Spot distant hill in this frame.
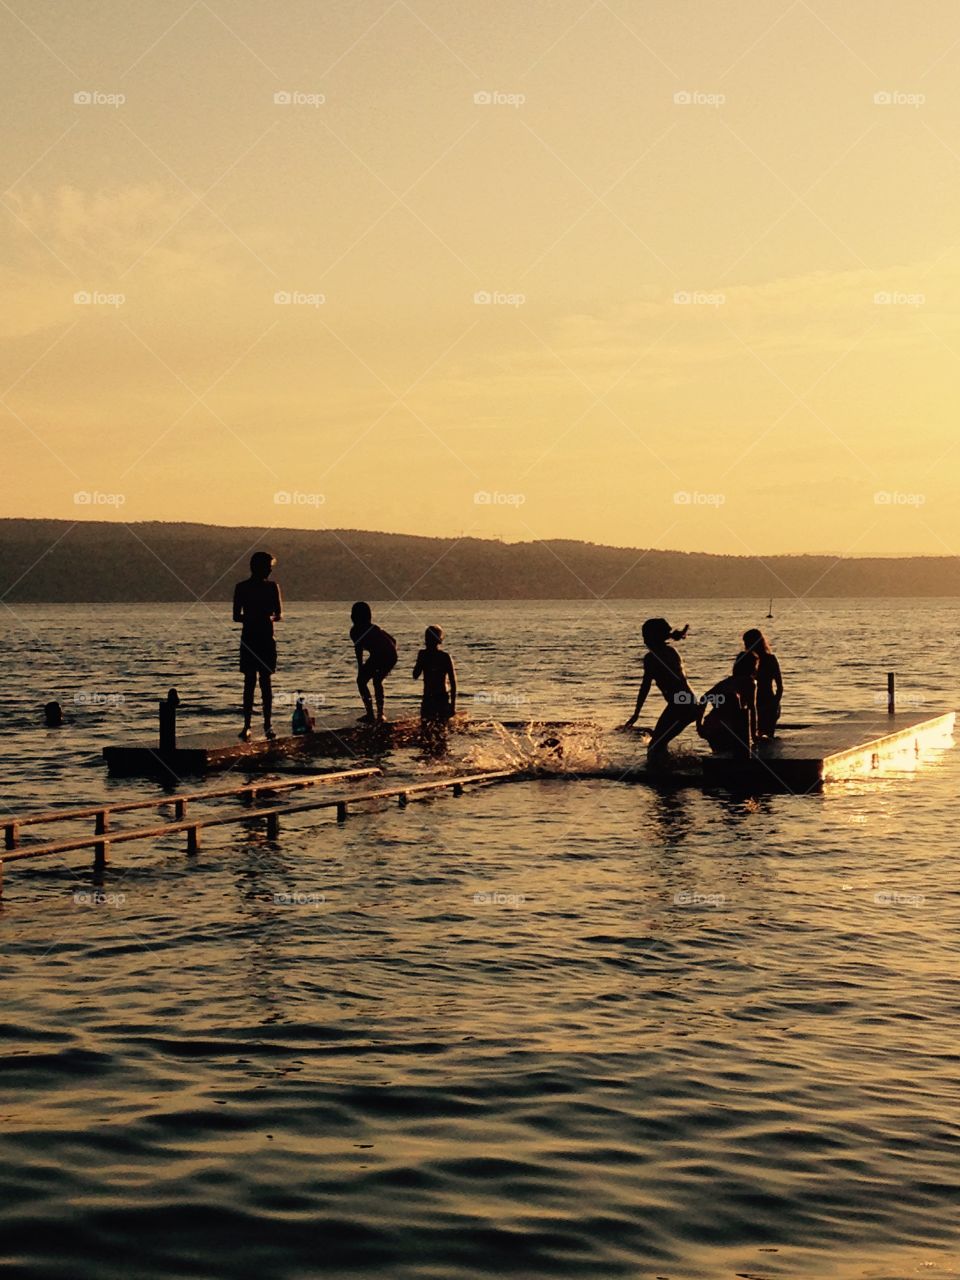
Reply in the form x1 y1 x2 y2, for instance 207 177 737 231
0 519 956 601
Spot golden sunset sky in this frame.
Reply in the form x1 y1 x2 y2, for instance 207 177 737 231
3 0 960 555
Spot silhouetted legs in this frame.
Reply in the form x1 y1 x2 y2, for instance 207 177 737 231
357 673 374 720
647 702 699 761
357 669 387 722
242 671 274 738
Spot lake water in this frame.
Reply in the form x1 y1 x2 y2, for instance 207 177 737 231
2 600 960 1279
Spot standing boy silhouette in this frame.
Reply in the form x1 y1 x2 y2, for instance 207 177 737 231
413 625 457 723
233 552 282 740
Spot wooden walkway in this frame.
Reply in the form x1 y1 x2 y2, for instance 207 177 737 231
0 766 521 892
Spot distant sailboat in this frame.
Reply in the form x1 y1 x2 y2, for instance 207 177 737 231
766 598 774 618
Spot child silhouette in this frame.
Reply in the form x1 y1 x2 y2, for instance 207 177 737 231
413 625 457 722
350 602 397 723
624 617 697 760
698 651 759 759
743 628 783 739
233 552 282 740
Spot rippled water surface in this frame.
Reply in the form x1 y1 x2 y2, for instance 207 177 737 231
2 600 960 1279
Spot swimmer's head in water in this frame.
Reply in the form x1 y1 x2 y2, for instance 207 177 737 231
351 601 372 627
250 551 276 579
425 625 443 648
43 700 63 727
641 617 673 648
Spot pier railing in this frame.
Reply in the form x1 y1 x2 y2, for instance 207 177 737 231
0 768 521 890
3 766 382 851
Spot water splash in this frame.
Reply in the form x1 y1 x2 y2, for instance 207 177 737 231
457 718 610 775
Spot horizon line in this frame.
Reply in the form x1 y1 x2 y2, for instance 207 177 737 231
0 515 948 561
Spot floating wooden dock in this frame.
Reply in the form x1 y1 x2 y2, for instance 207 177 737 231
103 697 956 794
698 708 955 791
102 711 579 777
103 716 428 776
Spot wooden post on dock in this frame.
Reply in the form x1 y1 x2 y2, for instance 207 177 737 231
887 672 896 716
159 688 180 752
266 812 280 839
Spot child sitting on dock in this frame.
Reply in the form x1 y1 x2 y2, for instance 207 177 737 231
233 552 282 741
350 602 398 723
698 651 758 759
743 628 782 739
624 618 697 760
413 626 457 724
